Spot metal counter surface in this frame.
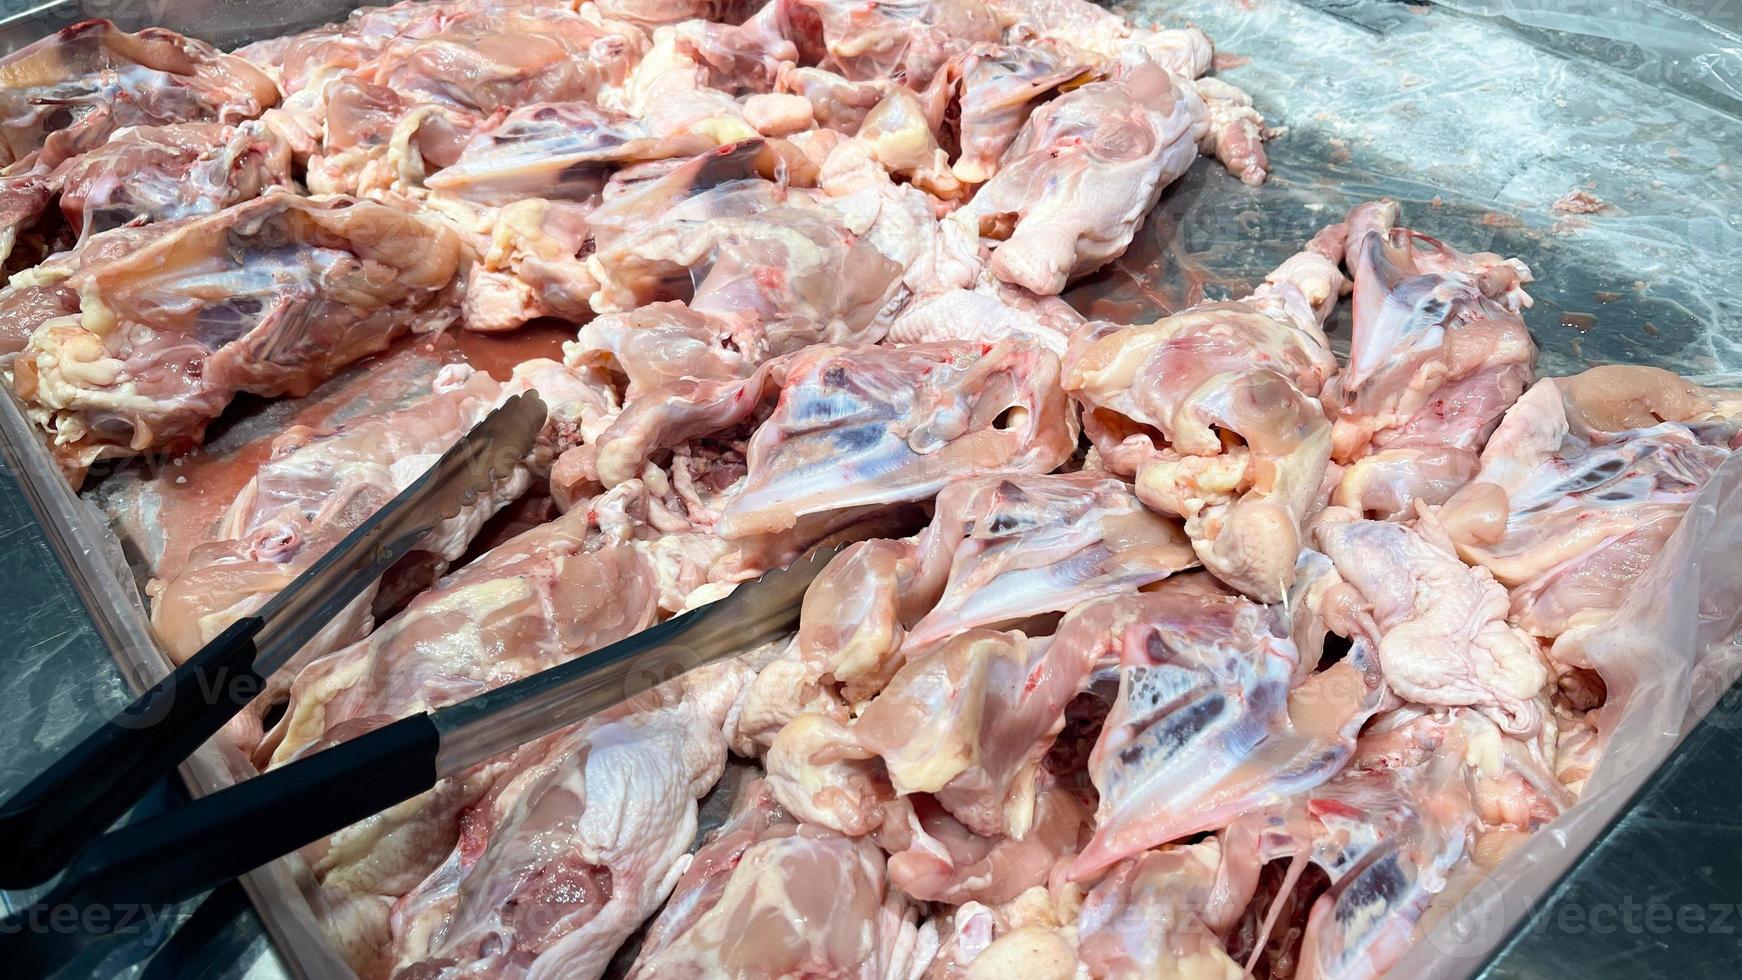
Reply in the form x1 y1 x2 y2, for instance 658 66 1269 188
0 457 287 980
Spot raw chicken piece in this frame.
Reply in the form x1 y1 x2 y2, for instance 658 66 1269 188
569 302 752 403
596 0 767 28
1072 581 1385 878
148 367 523 746
925 886 1085 979
946 41 1091 184
1324 200 1537 519
589 339 1077 558
1436 368 1740 658
306 77 479 198
793 0 1002 89
764 711 892 834
627 781 937 979
425 101 711 207
461 198 601 332
0 221 180 371
786 539 942 704
584 153 908 356
619 17 795 109
1351 706 1570 845
385 663 749 980
148 358 613 748
1248 711 1494 980
883 280 1082 355
0 20 279 261
877 205 1086 355
0 20 278 169
728 637 848 757
262 483 718 965
51 121 293 235
365 7 647 116
420 97 697 333
988 0 1214 78
1313 507 1550 735
1063 227 1344 601
902 472 1196 650
852 87 963 200
776 65 892 133
264 480 715 765
879 778 1088 905
1191 75 1269 187
757 471 1188 731
1186 723 1475 980
13 194 462 476
855 630 1070 837
1076 839 1253 979
1300 779 1471 980
951 55 1207 296
979 4 1265 183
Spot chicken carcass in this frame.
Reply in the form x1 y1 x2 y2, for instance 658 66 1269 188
365 7 647 116
50 121 293 235
584 153 909 358
1435 367 1740 665
261 484 714 965
148 358 614 750
854 629 1079 839
574 302 768 415
12 194 461 476
951 55 1208 296
587 339 1077 566
265 481 711 768
0 220 179 372
989 0 1213 77
900 472 1197 651
304 76 479 199
425 101 711 208
753 472 1192 837
1071 580 1385 878
0 20 279 259
0 20 277 169
428 102 737 333
148 367 521 745
1313 506 1550 735
1076 838 1254 979
790 0 1002 90
1063 226 1345 601
878 778 1089 906
1325 200 1537 519
946 41 1092 185
627 779 937 979
1257 709 1527 980
386 663 749 980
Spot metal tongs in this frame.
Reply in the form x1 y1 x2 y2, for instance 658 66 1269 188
0 389 840 971
0 391 547 889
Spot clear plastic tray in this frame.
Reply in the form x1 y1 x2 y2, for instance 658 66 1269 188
1 1 1739 978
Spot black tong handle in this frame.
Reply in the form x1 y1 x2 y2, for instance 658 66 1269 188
0 616 268 889
0 713 441 974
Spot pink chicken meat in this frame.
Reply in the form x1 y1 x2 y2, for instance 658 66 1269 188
1325 200 1537 519
4 0 1718 976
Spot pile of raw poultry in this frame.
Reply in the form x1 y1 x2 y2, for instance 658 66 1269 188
0 1 1736 977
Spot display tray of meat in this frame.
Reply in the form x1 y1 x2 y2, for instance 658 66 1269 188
0 0 1738 978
